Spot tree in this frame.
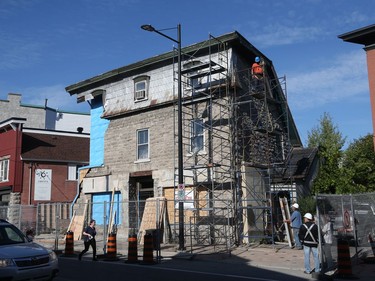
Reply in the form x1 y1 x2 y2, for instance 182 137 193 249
341 134 375 193
307 112 346 194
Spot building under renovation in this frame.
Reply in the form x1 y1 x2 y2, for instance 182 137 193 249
66 31 318 248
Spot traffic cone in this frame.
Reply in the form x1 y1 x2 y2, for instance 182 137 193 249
104 233 119 261
336 239 353 278
141 233 155 265
126 234 139 263
64 231 75 257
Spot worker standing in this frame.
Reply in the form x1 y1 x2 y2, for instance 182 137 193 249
299 213 321 275
251 56 264 91
284 203 303 250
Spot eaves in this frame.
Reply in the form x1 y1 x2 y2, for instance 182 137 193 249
65 31 268 95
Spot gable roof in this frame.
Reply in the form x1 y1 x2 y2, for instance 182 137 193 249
21 131 89 163
65 30 301 146
285 147 318 180
65 31 267 95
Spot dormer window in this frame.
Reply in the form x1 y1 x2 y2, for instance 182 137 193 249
133 76 150 101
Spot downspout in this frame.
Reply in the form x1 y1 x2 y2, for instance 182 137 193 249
70 166 86 217
28 163 33 205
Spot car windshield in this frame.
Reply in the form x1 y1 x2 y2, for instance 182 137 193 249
0 224 27 245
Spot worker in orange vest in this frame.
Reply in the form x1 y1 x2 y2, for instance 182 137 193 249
251 56 264 91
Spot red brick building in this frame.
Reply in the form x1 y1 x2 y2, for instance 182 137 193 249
0 118 89 207
339 24 375 149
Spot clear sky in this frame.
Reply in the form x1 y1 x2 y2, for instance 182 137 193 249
0 0 374 148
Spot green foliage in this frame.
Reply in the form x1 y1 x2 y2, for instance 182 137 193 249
306 112 375 195
297 196 316 216
307 113 346 194
341 134 375 193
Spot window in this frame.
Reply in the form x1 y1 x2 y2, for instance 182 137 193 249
134 76 150 101
191 119 204 153
137 129 149 160
67 164 82 180
0 158 9 182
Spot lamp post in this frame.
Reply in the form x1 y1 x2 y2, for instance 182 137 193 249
141 24 184 251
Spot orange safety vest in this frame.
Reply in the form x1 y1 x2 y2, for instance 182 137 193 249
252 62 263 75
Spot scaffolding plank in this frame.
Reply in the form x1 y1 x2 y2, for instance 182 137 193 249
279 197 293 248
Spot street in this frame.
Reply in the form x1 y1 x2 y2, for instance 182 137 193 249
55 255 310 281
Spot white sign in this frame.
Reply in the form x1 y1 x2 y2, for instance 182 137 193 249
175 188 194 209
34 169 52 201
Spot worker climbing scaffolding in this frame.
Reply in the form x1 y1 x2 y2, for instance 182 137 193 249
251 56 264 91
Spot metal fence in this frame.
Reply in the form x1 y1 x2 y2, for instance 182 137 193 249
0 202 71 236
0 198 235 254
1 193 374 265
316 193 375 270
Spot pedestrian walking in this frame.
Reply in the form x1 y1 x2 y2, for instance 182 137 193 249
79 219 98 261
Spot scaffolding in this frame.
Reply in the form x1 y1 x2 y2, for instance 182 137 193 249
174 34 294 248
234 65 293 244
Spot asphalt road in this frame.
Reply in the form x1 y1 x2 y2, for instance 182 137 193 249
55 255 310 281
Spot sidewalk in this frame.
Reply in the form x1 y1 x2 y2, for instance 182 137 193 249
227 244 371 280
166 243 375 280
37 237 374 280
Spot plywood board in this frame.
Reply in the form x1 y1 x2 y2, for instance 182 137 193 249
138 197 166 244
67 215 85 241
66 203 87 241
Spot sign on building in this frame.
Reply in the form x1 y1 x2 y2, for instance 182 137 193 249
34 169 52 200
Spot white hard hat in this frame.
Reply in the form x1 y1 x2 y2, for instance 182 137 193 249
304 213 313 220
292 203 299 209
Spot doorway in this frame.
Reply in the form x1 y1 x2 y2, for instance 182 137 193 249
128 175 154 230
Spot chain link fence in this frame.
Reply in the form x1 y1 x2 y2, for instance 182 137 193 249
316 193 375 270
1 193 374 265
0 198 235 254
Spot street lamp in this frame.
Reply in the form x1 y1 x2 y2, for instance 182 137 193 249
141 24 184 251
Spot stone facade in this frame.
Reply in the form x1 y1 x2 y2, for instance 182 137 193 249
104 106 176 198
66 32 303 243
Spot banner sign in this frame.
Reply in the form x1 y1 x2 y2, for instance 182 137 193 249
34 169 52 201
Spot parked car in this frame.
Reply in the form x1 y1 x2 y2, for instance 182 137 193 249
0 219 59 281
